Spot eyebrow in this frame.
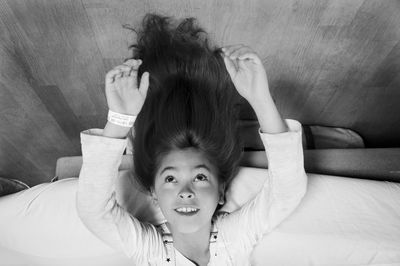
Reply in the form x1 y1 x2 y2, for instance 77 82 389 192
159 164 211 176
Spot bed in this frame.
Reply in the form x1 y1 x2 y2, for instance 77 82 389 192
1 150 400 265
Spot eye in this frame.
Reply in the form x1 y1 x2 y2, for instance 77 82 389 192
165 176 175 183
195 174 208 181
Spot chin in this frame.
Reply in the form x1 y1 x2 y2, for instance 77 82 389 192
177 223 201 234
169 213 211 234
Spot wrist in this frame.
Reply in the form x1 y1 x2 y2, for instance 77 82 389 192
250 93 288 134
103 122 131 139
246 86 271 105
249 91 273 113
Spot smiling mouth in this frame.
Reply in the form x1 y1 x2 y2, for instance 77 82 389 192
174 209 200 216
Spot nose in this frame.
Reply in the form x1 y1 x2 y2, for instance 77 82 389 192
179 191 194 199
178 185 195 199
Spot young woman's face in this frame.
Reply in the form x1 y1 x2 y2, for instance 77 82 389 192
152 147 224 234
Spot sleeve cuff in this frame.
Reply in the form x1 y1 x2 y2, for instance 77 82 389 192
80 128 128 152
258 119 302 149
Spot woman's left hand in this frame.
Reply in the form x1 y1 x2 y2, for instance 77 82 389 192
220 44 270 105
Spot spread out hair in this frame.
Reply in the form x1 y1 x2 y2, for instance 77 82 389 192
125 13 244 212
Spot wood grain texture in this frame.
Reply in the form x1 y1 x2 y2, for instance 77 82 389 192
0 0 399 185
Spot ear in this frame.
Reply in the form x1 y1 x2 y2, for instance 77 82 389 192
150 187 158 202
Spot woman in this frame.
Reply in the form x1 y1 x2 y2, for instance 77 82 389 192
77 13 307 265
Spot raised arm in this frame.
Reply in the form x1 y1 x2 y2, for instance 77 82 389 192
221 44 287 134
76 59 160 259
218 45 307 250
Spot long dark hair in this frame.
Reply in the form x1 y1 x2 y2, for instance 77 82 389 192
126 13 243 208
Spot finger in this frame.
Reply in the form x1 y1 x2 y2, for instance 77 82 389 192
125 62 142 82
138 72 150 97
223 55 238 77
124 59 142 73
222 44 244 55
229 47 253 59
114 65 134 73
106 68 124 84
129 68 138 88
123 58 142 67
115 65 136 80
225 45 262 65
115 71 126 79
238 52 262 65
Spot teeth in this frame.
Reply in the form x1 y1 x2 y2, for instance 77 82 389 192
176 207 198 213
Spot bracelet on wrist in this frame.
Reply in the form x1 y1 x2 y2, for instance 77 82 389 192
107 110 137 127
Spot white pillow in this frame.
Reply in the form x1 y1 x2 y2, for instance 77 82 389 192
0 178 116 258
0 167 265 258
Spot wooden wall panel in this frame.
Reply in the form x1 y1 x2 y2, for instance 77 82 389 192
0 136 46 185
4 0 108 126
0 17 79 184
0 0 399 186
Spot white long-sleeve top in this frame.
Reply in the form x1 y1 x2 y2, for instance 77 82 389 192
76 119 307 265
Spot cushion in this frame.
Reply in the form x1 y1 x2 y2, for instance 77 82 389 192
235 120 365 151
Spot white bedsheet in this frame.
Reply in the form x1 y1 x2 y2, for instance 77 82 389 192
1 173 399 265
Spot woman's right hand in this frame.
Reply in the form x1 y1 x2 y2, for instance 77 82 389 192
105 59 150 116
